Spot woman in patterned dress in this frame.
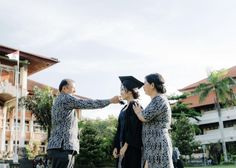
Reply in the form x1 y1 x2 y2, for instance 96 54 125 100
133 73 174 168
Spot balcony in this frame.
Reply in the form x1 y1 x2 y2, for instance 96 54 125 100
1 65 27 100
192 107 236 125
195 127 236 144
0 81 16 96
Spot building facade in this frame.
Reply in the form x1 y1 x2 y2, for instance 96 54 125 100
0 45 59 159
179 66 236 155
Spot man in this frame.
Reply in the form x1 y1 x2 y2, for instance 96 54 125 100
47 79 120 168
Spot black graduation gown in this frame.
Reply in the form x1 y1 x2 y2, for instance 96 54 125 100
113 101 142 168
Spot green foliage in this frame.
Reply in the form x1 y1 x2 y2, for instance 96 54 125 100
171 115 200 157
25 144 33 159
76 116 117 167
25 142 40 159
168 93 189 100
169 93 201 121
171 101 201 121
93 116 118 162
208 143 222 165
77 121 104 167
20 86 55 138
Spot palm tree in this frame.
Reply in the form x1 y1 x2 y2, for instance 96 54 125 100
193 69 236 162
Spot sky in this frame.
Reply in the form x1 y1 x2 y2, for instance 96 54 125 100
1 0 236 119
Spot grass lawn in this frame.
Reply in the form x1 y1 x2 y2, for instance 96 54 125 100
186 165 236 168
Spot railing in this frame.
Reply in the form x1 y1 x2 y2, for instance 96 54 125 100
0 64 17 97
0 81 16 96
0 82 27 98
195 127 236 144
192 107 236 125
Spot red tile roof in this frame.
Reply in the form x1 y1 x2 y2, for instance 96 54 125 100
27 79 58 95
179 66 236 92
179 66 236 108
27 79 88 99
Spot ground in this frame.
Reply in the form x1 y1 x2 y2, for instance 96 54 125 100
186 165 235 168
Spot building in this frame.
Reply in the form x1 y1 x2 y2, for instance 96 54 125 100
179 66 236 153
0 45 59 159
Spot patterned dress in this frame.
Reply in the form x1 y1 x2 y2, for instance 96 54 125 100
141 95 174 168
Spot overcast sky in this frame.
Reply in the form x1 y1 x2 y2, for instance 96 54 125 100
1 0 236 119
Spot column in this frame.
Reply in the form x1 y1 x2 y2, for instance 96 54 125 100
19 107 25 147
9 109 15 154
0 106 7 153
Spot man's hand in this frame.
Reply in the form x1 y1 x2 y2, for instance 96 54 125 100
110 96 120 104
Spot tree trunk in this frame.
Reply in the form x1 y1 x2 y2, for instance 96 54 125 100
215 97 228 162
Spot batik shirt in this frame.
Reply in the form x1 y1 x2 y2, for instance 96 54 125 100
47 93 110 153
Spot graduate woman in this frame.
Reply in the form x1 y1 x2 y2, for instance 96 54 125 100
113 76 143 168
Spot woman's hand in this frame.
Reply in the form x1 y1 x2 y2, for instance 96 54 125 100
133 102 142 114
112 148 119 158
119 143 128 157
133 103 146 122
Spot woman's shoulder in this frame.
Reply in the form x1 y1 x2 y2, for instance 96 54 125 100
153 94 168 102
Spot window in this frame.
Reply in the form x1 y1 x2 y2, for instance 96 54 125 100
33 121 45 133
5 141 8 152
25 120 30 132
224 119 236 128
13 119 20 131
6 119 10 130
0 65 15 85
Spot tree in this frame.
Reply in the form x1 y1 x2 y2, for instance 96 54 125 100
25 142 40 159
93 116 118 162
193 69 236 162
171 114 200 161
20 86 55 139
169 94 201 121
76 120 105 167
76 117 118 167
208 143 222 165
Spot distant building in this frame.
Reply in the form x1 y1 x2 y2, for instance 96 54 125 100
179 66 236 151
0 45 59 159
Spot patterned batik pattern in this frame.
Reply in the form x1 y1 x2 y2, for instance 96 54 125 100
47 93 110 153
141 95 174 168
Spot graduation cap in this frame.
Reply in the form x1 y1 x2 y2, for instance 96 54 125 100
119 76 144 90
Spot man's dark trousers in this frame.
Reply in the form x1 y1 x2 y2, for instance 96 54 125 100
47 149 75 168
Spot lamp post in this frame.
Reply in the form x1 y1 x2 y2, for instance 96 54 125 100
6 51 20 165
13 57 19 163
